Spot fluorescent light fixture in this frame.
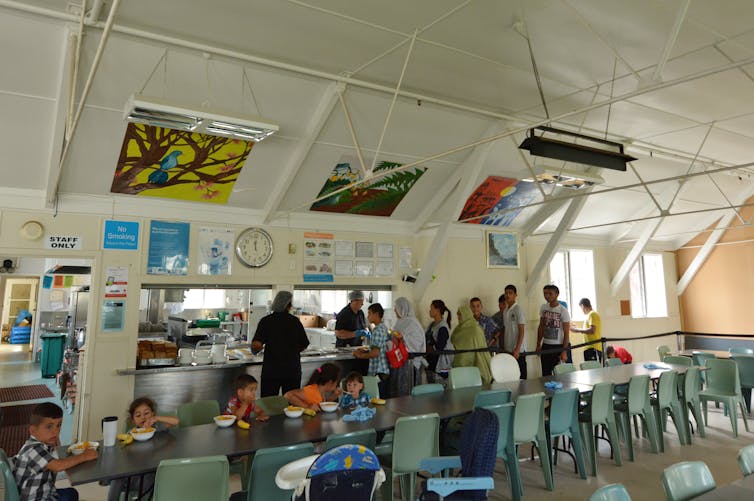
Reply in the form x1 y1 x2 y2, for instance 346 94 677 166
519 126 636 172
522 165 605 190
124 94 279 142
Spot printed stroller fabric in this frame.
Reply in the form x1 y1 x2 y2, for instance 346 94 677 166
307 444 380 477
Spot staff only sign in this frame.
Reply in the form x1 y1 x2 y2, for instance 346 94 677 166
45 235 82 250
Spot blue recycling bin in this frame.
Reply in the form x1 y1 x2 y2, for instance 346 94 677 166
40 333 66 378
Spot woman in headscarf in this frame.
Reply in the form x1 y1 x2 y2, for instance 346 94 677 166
252 291 310 396
450 304 492 385
393 297 427 391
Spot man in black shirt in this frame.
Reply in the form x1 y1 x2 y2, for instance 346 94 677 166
334 290 367 347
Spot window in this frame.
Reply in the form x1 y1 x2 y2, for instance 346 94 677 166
293 289 392 317
629 254 668 318
549 249 596 321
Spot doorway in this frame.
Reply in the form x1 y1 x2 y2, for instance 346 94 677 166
1 276 38 349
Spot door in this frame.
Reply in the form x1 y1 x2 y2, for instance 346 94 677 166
2 277 39 346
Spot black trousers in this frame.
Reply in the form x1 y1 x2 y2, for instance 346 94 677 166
517 354 528 379
584 348 602 362
261 376 300 397
540 346 563 376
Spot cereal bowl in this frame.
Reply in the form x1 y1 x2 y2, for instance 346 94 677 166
319 402 338 413
284 406 304 418
69 441 99 455
214 415 237 428
130 427 155 441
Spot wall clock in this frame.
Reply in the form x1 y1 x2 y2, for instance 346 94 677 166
235 227 273 268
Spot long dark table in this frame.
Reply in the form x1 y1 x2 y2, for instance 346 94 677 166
553 362 698 386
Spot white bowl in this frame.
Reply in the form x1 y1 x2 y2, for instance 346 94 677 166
319 402 338 413
214 415 237 428
284 406 304 418
130 427 155 441
68 441 99 455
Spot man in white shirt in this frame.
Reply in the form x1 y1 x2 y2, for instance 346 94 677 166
537 284 571 376
500 284 527 379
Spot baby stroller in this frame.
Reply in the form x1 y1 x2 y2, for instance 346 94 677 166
276 444 385 501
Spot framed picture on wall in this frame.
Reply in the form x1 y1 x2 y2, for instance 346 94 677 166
486 231 519 268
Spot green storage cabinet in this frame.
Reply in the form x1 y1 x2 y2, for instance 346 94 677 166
40 333 66 378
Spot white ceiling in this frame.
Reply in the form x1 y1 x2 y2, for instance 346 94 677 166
3 0 754 250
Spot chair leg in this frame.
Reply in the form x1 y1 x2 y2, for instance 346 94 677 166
740 398 750 432
642 408 661 454
579 422 596 477
669 402 690 445
503 446 523 501
536 435 554 491
568 426 587 480
653 405 665 453
702 399 709 425
689 399 705 438
605 419 623 467
620 413 634 461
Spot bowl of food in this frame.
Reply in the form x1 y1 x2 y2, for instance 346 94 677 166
214 415 237 428
68 441 99 455
319 402 338 413
284 406 304 418
130 427 155 441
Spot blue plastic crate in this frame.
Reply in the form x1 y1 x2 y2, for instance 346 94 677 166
10 326 31 344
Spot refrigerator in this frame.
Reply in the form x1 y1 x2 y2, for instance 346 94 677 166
69 287 89 348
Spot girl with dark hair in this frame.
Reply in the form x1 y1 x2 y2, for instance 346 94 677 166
425 299 454 384
284 362 342 411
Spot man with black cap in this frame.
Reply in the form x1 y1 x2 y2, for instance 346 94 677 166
252 290 310 396
334 290 368 347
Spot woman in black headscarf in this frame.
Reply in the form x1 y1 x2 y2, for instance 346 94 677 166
252 291 310 396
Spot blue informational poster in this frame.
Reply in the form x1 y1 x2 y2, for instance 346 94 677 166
147 220 190 275
103 220 139 250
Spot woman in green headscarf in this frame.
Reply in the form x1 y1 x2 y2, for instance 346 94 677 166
450 304 493 384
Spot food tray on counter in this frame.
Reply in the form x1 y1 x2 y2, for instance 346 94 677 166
137 357 178 367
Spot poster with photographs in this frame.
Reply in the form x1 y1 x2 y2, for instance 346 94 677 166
375 260 394 277
335 260 353 276
303 232 334 282
354 260 374 277
197 227 233 275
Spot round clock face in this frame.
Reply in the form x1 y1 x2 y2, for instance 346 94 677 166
235 228 273 268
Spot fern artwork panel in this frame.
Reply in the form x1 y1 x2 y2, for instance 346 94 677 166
458 176 540 226
111 123 254 204
310 156 426 216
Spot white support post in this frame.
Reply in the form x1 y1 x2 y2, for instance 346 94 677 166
520 197 567 242
263 82 339 223
610 218 663 297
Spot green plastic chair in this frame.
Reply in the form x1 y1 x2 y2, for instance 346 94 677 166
484 403 521 501
231 442 316 501
325 428 377 451
580 361 601 370
662 356 691 366
650 370 690 451
691 352 716 385
657 345 671 360
589 483 632 501
513 392 553 493
681 367 705 439
363 375 380 399
661 461 716 501
553 363 576 375
177 400 221 427
731 354 754 413
606 358 623 367
547 388 587 482
614 375 660 461
256 395 289 416
411 383 444 396
699 358 750 437
730 347 754 355
579 382 622 476
153 455 229 501
382 413 439 501
738 444 754 476
474 389 511 408
0 448 20 501
448 367 482 389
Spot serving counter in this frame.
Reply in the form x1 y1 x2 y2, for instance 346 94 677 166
117 350 365 414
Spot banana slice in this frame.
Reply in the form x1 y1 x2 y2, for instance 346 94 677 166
237 419 250 429
302 408 317 417
371 398 386 405
117 433 134 445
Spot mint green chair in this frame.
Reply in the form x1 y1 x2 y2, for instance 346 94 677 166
448 367 482 389
730 347 754 355
580 361 601 370
474 389 511 408
661 461 716 501
154 455 229 501
325 429 377 451
650 370 690 451
662 356 691 366
590 483 632 501
411 383 444 396
681 367 705 439
699 359 749 437
231 442 316 501
382 413 439 501
731 354 754 413
484 403 521 501
606 358 623 367
363 375 380 399
256 395 289 416
553 363 576 375
738 444 754 476
579 382 622 476
657 345 671 360
692 351 716 385
614 375 660 461
514 392 553 492
547 388 587 482
0 448 20 501
177 400 220 427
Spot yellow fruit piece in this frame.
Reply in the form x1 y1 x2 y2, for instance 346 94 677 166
371 398 386 405
118 434 134 445
302 408 316 417
116 433 130 441
237 419 250 429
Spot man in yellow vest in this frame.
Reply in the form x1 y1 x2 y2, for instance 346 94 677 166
571 298 602 362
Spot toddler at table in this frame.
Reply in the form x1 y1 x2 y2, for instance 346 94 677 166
339 371 372 409
285 362 342 411
13 402 97 501
225 374 269 422
107 397 179 501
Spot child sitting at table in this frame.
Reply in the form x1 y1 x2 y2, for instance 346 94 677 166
225 374 269 422
339 371 372 409
285 362 342 411
13 402 97 501
107 397 180 501
606 345 633 364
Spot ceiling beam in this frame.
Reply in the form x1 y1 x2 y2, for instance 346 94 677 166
525 190 591 297
412 171 462 233
610 217 663 297
262 82 339 224
652 0 691 82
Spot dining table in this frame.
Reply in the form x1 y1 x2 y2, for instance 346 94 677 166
676 349 731 359
695 473 754 499
552 362 698 387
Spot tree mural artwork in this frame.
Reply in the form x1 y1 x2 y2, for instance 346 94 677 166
111 123 254 204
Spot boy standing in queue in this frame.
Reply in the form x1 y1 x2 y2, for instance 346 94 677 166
537 284 570 376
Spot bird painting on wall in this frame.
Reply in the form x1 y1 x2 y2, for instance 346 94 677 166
147 150 183 184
